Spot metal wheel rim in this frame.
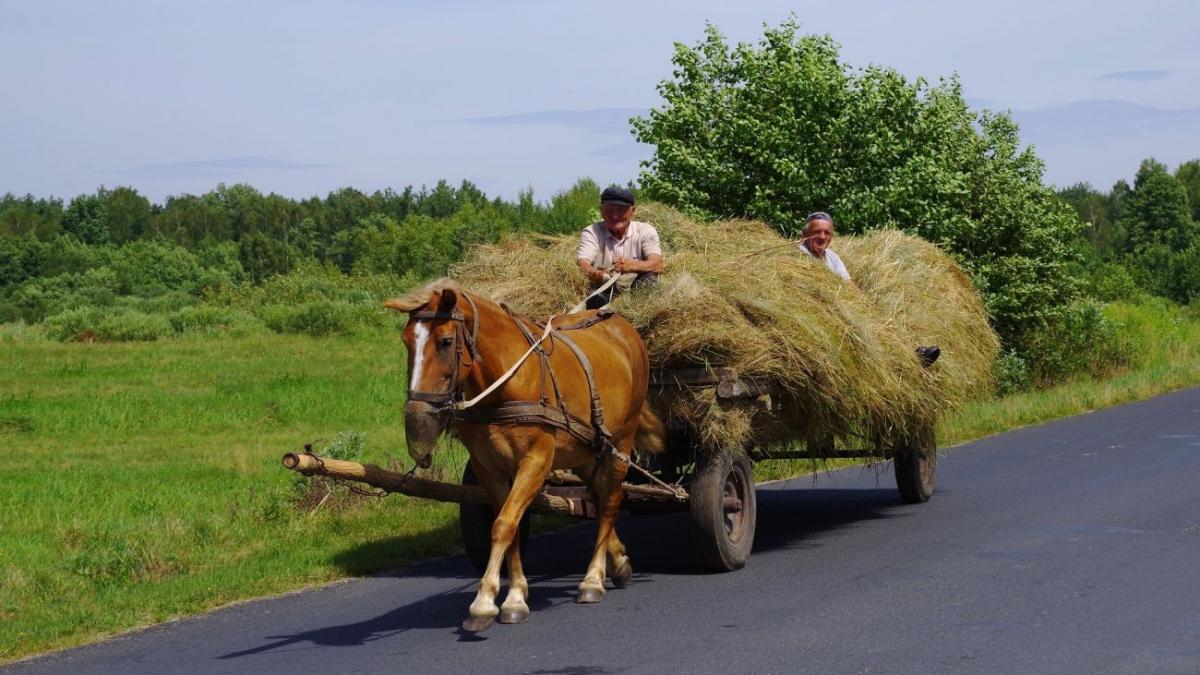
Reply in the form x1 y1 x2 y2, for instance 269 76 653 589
920 450 937 493
721 465 748 544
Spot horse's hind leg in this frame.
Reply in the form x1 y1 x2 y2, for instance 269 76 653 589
577 444 630 603
464 440 551 631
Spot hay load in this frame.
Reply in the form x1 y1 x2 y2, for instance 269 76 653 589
451 204 999 455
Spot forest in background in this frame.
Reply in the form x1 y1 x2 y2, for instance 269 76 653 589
2 156 1199 394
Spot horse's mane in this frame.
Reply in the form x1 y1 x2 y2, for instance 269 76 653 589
384 278 467 312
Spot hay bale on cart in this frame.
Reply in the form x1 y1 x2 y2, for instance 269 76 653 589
452 204 999 569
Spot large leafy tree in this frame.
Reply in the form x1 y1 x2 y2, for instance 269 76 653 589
632 20 1084 346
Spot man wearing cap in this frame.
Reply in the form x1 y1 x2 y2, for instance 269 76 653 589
577 187 663 309
799 211 854 286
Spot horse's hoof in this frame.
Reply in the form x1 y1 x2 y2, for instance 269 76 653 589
461 615 496 632
499 608 529 624
576 586 605 604
611 562 633 589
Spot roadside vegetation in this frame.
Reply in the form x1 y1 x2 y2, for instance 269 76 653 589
4 16 1200 664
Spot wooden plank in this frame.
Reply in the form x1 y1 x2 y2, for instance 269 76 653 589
650 367 734 387
747 449 889 461
282 452 585 518
283 453 691 520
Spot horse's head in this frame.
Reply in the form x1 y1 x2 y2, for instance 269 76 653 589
385 282 480 469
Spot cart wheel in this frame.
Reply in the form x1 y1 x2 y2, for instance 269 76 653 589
894 428 937 504
460 464 530 574
689 449 756 571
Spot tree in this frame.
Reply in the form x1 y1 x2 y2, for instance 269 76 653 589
63 192 110 244
0 194 63 240
632 19 1083 347
1124 159 1194 252
1058 182 1119 256
101 187 153 243
1172 159 1200 223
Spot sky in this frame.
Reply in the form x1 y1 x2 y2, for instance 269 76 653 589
2 0 1199 204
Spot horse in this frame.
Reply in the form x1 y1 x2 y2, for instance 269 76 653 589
384 280 664 632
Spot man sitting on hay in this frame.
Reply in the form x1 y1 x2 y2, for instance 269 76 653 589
801 209 940 367
798 210 856 287
576 186 664 310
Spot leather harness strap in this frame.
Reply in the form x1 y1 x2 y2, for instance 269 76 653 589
454 401 599 448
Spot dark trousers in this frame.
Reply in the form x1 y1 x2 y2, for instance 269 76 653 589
586 272 658 310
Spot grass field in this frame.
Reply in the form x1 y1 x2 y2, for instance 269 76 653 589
2 298 1199 662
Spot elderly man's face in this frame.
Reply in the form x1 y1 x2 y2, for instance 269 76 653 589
806 218 834 256
601 204 635 238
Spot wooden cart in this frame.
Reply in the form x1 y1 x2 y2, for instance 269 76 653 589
282 365 936 573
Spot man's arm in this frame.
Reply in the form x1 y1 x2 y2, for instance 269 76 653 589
577 257 608 282
576 226 607 282
611 254 663 274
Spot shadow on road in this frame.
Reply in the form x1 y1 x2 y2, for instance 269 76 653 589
217 483 907 660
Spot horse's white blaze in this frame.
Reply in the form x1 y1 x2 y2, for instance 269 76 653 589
411 322 430 388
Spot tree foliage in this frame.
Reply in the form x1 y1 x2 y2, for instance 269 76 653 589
632 20 1085 346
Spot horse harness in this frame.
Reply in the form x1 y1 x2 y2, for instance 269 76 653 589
406 297 620 457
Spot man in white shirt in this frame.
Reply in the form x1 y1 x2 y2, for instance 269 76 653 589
798 211 854 286
577 187 663 309
801 210 939 367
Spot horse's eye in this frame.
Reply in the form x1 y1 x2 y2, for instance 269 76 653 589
438 336 454 350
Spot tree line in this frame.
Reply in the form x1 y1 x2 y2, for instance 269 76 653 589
0 178 603 319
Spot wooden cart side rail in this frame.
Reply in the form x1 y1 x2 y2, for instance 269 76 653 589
650 367 771 400
282 452 689 519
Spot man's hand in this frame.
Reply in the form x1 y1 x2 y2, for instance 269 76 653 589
612 256 635 273
587 267 609 282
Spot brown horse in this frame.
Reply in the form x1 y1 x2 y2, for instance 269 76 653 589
385 280 663 631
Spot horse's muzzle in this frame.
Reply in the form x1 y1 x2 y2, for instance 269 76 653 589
404 400 448 469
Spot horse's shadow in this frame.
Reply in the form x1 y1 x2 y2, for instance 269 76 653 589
217 480 914 658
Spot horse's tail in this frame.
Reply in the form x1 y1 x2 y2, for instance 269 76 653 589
635 403 666 455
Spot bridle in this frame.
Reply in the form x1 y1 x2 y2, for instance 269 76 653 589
405 292 482 409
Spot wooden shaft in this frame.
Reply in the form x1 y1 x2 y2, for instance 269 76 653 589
281 452 587 518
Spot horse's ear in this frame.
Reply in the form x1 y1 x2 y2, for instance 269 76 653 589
384 288 433 312
438 288 459 312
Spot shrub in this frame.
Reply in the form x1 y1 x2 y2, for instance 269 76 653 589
1022 301 1130 384
95 310 173 342
0 320 44 343
993 350 1031 395
43 307 106 341
166 305 265 337
44 307 173 342
259 300 381 336
1087 262 1140 302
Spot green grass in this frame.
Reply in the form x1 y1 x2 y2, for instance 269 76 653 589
1 331 474 661
2 298 1199 662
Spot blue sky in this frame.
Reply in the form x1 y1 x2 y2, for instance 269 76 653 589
2 0 1199 203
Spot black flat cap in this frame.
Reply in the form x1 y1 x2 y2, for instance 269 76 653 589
600 186 635 207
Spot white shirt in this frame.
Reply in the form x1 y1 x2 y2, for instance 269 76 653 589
576 220 663 270
800 243 851 281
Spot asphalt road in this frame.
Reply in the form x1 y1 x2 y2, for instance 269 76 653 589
8 387 1200 675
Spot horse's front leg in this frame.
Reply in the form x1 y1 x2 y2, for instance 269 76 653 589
577 440 631 603
464 438 552 631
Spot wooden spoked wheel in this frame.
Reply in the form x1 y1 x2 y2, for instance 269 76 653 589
689 450 757 571
894 428 937 504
